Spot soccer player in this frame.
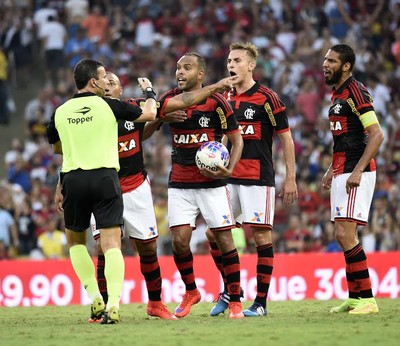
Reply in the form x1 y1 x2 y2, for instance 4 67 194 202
89 71 239 321
154 52 245 319
206 42 298 317
322 44 383 314
47 58 158 324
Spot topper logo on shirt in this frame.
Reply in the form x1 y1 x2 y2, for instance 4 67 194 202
173 133 209 144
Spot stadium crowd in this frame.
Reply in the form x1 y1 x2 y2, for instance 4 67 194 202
1 0 400 260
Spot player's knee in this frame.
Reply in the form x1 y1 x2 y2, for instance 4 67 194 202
205 228 215 242
171 236 190 253
135 240 157 256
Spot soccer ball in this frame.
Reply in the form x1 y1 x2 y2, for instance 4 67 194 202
195 141 230 171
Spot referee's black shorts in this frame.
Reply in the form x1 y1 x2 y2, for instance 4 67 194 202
61 168 123 231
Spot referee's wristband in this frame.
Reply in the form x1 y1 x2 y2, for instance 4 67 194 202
144 87 157 100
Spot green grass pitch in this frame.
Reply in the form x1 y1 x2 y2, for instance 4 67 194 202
1 299 400 346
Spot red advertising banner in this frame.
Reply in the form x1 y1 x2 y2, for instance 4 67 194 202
1 252 399 307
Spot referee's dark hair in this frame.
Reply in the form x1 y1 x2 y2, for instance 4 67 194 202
74 59 105 90
330 44 356 72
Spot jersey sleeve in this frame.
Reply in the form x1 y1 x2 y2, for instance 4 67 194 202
351 82 374 115
47 111 60 144
104 97 143 121
158 88 180 118
265 89 289 133
213 93 239 133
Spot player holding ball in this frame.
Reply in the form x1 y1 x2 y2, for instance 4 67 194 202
150 52 244 319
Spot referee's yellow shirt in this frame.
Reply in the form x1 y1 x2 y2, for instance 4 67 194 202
55 95 119 173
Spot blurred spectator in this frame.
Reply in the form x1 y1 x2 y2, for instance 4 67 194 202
391 27 400 65
14 197 36 256
2 14 33 86
81 5 109 44
7 154 31 193
323 222 342 252
366 74 391 117
64 0 89 27
4 138 24 170
0 200 19 257
312 26 340 57
134 5 155 50
27 106 49 141
370 196 395 251
295 76 321 131
0 47 9 125
0 240 9 260
37 218 67 259
283 214 311 253
24 86 56 138
39 14 67 86
108 5 135 44
33 0 58 39
64 26 94 70
323 0 352 40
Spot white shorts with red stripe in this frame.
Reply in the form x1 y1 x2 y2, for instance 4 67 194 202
228 184 275 228
91 178 158 241
168 187 234 230
330 171 376 225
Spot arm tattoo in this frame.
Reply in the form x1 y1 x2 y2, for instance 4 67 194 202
182 93 195 107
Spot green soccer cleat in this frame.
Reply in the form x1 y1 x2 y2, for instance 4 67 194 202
329 298 360 313
89 297 105 322
101 306 120 324
349 298 379 315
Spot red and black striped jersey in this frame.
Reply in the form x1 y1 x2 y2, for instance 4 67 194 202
328 76 376 175
225 81 289 186
159 87 240 189
117 98 146 193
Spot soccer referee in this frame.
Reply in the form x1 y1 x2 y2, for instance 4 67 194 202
47 59 157 324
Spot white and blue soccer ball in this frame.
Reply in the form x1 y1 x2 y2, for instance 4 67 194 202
195 141 230 172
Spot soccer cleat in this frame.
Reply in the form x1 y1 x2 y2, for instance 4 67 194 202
348 298 379 315
147 301 178 320
87 315 102 323
101 306 120 324
228 302 244 319
210 291 230 316
243 302 267 317
329 298 360 313
88 297 105 322
174 289 201 318
210 288 245 316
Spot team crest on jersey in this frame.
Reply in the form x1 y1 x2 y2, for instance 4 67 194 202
124 121 135 131
173 133 209 144
198 115 210 128
251 212 264 222
332 103 342 114
244 107 256 120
